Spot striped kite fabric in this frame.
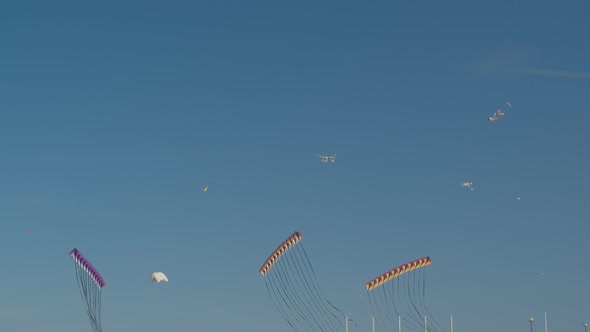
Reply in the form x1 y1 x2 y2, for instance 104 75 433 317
69 248 106 289
259 231 303 276
365 256 432 291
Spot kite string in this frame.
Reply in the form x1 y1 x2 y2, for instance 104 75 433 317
296 245 343 329
270 265 311 332
421 268 446 332
264 276 298 332
278 251 325 332
284 249 334 332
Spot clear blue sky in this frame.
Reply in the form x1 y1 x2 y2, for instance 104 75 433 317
1 1 589 332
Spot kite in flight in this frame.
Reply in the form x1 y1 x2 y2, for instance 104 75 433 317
460 182 474 190
316 154 336 163
365 257 446 332
488 108 505 122
259 231 346 332
202 183 212 192
152 272 169 283
69 248 106 332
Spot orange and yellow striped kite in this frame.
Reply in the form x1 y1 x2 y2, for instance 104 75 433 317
259 231 303 276
365 256 432 291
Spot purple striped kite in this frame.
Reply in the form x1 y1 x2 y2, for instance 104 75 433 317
69 248 106 332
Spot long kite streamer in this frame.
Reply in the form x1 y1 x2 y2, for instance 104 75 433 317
70 248 106 332
259 231 346 332
365 257 446 332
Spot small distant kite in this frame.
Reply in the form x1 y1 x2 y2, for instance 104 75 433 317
25 229 31 235
152 272 168 283
316 154 336 163
488 108 505 122
516 197 522 201
460 182 474 190
202 182 212 192
506 101 512 107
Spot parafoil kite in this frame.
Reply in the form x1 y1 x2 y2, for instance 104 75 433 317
152 272 168 282
259 231 346 332
316 154 336 163
365 257 446 332
69 248 106 332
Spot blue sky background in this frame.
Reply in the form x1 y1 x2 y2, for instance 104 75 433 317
1 1 589 331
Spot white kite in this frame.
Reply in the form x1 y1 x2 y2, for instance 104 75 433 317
316 154 336 163
151 272 169 283
460 182 474 190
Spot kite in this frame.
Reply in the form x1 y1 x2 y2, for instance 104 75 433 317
460 182 474 190
259 231 346 332
202 183 212 192
69 248 106 332
365 257 446 332
316 154 336 163
152 272 168 283
506 101 512 107
488 108 504 122
25 229 31 235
